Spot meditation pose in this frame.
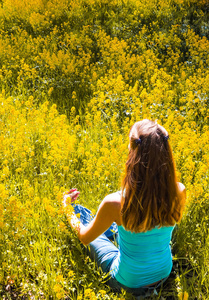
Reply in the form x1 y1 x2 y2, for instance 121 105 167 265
63 119 186 297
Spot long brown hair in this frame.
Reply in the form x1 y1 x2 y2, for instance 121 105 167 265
121 119 185 232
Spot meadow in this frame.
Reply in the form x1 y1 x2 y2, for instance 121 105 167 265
0 0 208 299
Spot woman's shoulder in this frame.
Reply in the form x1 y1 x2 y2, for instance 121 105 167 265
177 182 186 192
103 191 122 203
102 191 122 225
177 182 186 202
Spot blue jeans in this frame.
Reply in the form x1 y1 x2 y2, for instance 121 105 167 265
72 204 166 297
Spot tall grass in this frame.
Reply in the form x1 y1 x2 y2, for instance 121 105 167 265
0 0 208 299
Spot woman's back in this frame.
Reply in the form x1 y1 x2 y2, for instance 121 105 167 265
110 224 174 288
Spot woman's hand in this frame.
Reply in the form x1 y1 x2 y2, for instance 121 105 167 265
63 188 80 208
62 189 83 239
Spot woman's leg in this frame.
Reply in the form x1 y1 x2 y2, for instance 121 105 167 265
103 222 118 243
88 234 119 273
71 203 93 226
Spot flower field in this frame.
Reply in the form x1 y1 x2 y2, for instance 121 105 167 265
0 0 208 299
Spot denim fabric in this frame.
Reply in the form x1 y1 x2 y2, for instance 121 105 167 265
71 204 167 297
72 203 118 240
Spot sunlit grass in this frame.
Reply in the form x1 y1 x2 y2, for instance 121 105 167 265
0 0 208 299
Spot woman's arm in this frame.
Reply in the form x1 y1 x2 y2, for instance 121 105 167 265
78 199 120 245
63 192 120 246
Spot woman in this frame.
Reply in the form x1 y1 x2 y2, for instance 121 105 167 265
63 119 186 297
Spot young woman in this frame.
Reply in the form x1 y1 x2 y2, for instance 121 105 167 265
63 119 186 297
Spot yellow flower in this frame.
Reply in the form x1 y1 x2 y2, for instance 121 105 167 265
56 292 63 299
15 168 22 173
0 184 9 199
48 87 54 96
98 289 106 297
53 283 61 293
59 222 67 232
84 288 94 297
2 166 9 178
56 274 64 283
178 291 189 300
68 270 75 279
63 166 69 172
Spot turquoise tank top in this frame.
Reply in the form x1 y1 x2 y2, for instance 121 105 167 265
110 225 175 288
